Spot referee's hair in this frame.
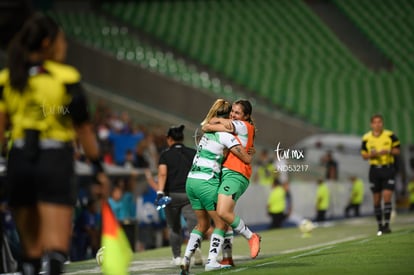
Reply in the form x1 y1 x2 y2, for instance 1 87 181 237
7 12 60 92
370 113 383 122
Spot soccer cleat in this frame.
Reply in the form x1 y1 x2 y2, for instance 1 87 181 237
180 257 190 275
193 248 203 266
382 225 392 234
204 261 232 271
248 233 262 259
171 256 182 266
220 257 235 267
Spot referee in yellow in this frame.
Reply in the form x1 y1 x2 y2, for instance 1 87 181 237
361 114 400 236
0 13 107 274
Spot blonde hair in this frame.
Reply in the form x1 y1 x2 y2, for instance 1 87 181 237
201 99 231 126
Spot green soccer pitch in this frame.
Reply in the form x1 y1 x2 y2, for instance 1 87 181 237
65 212 414 275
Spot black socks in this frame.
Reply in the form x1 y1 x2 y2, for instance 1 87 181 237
21 257 41 275
43 250 67 275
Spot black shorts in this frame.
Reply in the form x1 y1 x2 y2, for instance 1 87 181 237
6 146 76 207
369 166 396 193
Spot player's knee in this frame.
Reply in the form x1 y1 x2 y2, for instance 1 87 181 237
217 209 231 224
195 222 210 233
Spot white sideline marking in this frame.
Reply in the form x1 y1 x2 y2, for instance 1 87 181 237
291 246 334 259
228 235 367 274
256 261 279 266
281 235 366 254
65 236 369 274
65 260 173 275
65 268 101 274
358 238 374 244
226 268 249 273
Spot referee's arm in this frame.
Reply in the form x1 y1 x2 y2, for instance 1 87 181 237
361 140 376 160
390 134 401 156
68 82 111 198
67 82 100 160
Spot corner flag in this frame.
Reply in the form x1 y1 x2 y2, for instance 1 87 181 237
101 201 133 274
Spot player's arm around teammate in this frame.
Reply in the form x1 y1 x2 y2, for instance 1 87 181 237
181 99 254 273
202 100 261 265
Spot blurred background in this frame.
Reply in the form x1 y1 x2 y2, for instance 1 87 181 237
1 0 413 261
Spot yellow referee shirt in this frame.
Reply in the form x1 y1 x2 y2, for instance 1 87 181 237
361 130 400 166
0 60 89 143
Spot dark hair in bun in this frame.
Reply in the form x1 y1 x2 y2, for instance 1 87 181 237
167 125 185 141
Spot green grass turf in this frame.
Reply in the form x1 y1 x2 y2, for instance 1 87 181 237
65 212 414 274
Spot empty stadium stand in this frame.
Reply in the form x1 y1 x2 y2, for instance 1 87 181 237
1 0 412 145
96 0 413 144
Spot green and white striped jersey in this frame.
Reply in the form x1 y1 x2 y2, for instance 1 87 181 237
187 131 240 180
232 120 248 147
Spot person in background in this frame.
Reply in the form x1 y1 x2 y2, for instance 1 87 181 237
408 176 414 211
1 196 20 273
321 150 338 181
253 149 275 188
361 114 400 236
344 176 364 218
107 123 144 166
284 182 293 221
267 179 287 229
315 179 330 222
108 180 126 221
0 13 108 274
123 149 138 169
108 178 135 225
70 199 100 261
145 125 201 266
135 131 159 170
135 182 166 251
273 157 289 186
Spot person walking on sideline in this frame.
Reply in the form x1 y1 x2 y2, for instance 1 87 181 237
146 125 200 266
361 114 400 236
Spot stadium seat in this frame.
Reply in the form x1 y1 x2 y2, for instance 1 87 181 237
52 0 414 144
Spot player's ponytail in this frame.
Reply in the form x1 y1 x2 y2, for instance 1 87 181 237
201 99 231 126
7 32 29 92
7 13 59 92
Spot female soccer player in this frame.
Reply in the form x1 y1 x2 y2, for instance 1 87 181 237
181 99 253 274
202 99 261 266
